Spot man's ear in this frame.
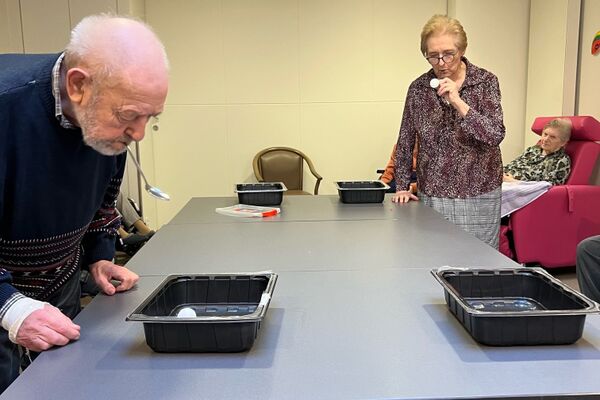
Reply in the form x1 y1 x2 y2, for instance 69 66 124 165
65 68 91 105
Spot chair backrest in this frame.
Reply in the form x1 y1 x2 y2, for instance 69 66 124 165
253 147 322 194
531 116 600 185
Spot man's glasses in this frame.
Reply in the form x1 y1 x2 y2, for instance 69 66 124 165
425 53 456 65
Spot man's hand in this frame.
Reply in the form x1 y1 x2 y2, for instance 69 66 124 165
391 190 419 204
89 260 139 295
16 304 80 352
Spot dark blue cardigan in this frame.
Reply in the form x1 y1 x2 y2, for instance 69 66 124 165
0 53 126 308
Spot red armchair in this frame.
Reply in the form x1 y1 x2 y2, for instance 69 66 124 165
507 116 600 268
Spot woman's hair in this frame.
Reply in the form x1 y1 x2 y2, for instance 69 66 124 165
420 14 468 55
544 118 573 142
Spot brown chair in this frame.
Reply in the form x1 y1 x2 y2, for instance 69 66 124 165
253 147 323 195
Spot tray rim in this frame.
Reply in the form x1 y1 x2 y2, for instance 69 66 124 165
431 267 600 317
335 180 390 191
126 272 278 324
235 182 288 193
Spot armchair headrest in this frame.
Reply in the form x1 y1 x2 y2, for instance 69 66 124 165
531 116 600 141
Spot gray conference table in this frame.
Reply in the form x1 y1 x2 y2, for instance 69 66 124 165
132 194 514 273
3 196 600 399
169 195 426 225
127 218 516 275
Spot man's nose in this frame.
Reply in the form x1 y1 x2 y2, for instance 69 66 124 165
126 119 147 142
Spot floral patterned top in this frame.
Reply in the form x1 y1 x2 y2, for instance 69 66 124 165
504 145 571 185
394 58 505 198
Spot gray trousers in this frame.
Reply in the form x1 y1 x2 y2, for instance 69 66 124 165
420 187 501 250
576 235 600 303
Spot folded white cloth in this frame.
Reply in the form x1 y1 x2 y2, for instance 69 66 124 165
501 181 552 217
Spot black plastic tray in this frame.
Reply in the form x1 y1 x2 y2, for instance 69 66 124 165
235 182 287 206
431 267 599 346
335 180 390 203
127 272 277 352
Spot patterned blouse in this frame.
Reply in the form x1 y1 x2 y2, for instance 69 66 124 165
394 58 505 198
504 145 571 185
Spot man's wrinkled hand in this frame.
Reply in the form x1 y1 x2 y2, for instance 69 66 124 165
89 260 139 295
16 305 80 352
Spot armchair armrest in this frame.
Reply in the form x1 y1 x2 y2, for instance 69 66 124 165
511 185 600 267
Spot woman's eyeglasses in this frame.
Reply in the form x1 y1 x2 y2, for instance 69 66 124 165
425 53 456 65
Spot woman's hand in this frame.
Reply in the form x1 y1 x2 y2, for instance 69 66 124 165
437 78 459 101
503 173 520 183
438 78 469 116
391 190 419 204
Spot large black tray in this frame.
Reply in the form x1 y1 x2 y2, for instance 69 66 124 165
335 180 390 203
235 182 287 206
431 267 599 346
127 272 277 352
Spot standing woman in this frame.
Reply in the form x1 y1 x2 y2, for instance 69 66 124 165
391 14 505 249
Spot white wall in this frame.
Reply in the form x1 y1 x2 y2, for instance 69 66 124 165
577 0 600 119
576 0 600 185
524 0 581 147
6 0 594 228
143 0 532 226
451 0 530 164
0 0 23 52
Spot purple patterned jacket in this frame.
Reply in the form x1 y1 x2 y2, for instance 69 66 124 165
394 57 505 198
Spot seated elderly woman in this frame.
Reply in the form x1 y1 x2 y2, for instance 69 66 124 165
503 118 572 185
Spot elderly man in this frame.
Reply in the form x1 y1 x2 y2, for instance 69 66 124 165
0 15 169 392
577 236 600 303
503 118 572 185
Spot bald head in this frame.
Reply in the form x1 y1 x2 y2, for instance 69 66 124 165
64 14 169 86
61 14 169 156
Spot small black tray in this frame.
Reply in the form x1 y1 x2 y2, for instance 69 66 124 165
335 180 390 203
431 267 599 346
235 182 287 206
127 272 277 352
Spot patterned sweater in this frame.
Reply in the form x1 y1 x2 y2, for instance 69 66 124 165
0 53 125 314
394 57 505 198
504 145 571 185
